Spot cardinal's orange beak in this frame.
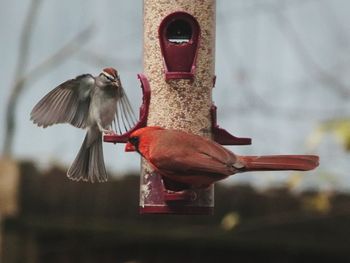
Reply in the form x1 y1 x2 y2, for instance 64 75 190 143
125 142 136 152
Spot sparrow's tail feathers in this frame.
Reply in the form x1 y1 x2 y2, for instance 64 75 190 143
67 130 107 183
239 155 319 172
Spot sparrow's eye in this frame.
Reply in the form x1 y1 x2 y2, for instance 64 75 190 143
106 75 114 81
101 73 115 82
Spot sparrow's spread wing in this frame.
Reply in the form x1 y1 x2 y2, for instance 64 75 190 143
112 87 137 134
31 74 94 128
149 130 238 176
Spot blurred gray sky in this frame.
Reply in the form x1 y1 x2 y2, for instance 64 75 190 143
1 0 350 191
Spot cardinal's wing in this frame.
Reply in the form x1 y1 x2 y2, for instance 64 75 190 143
149 132 237 176
30 74 95 129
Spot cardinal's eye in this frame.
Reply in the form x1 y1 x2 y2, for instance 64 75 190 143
129 136 139 147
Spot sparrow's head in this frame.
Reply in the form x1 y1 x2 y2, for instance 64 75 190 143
99 67 121 87
125 126 165 155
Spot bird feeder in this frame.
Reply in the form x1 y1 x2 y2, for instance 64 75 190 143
105 0 251 214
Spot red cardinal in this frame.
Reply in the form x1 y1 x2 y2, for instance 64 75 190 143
125 127 319 188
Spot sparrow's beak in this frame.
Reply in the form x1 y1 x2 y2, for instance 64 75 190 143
125 142 136 152
113 77 122 88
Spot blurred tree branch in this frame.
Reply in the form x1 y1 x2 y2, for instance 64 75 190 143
220 0 350 98
250 0 350 97
3 0 94 157
77 48 140 70
17 27 93 87
3 0 42 157
217 0 350 123
271 3 350 98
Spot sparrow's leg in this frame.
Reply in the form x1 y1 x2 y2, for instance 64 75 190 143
97 123 116 135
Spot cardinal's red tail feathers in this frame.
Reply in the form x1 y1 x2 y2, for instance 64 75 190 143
238 155 319 172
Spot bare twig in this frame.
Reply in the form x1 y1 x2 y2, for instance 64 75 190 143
219 0 350 97
218 12 272 112
77 48 140 70
2 3 94 156
271 6 350 97
18 26 94 86
253 0 350 97
3 0 42 157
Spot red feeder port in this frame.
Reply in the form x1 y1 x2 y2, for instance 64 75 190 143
159 12 200 81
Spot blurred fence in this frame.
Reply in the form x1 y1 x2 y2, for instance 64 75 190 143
0 160 350 263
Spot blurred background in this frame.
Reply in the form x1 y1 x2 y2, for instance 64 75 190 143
1 0 350 262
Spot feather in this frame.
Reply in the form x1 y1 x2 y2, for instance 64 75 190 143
30 74 94 129
238 155 319 171
128 127 319 188
112 87 137 134
67 128 107 183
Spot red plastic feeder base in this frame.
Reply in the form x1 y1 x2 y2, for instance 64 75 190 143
139 169 214 215
139 205 213 215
